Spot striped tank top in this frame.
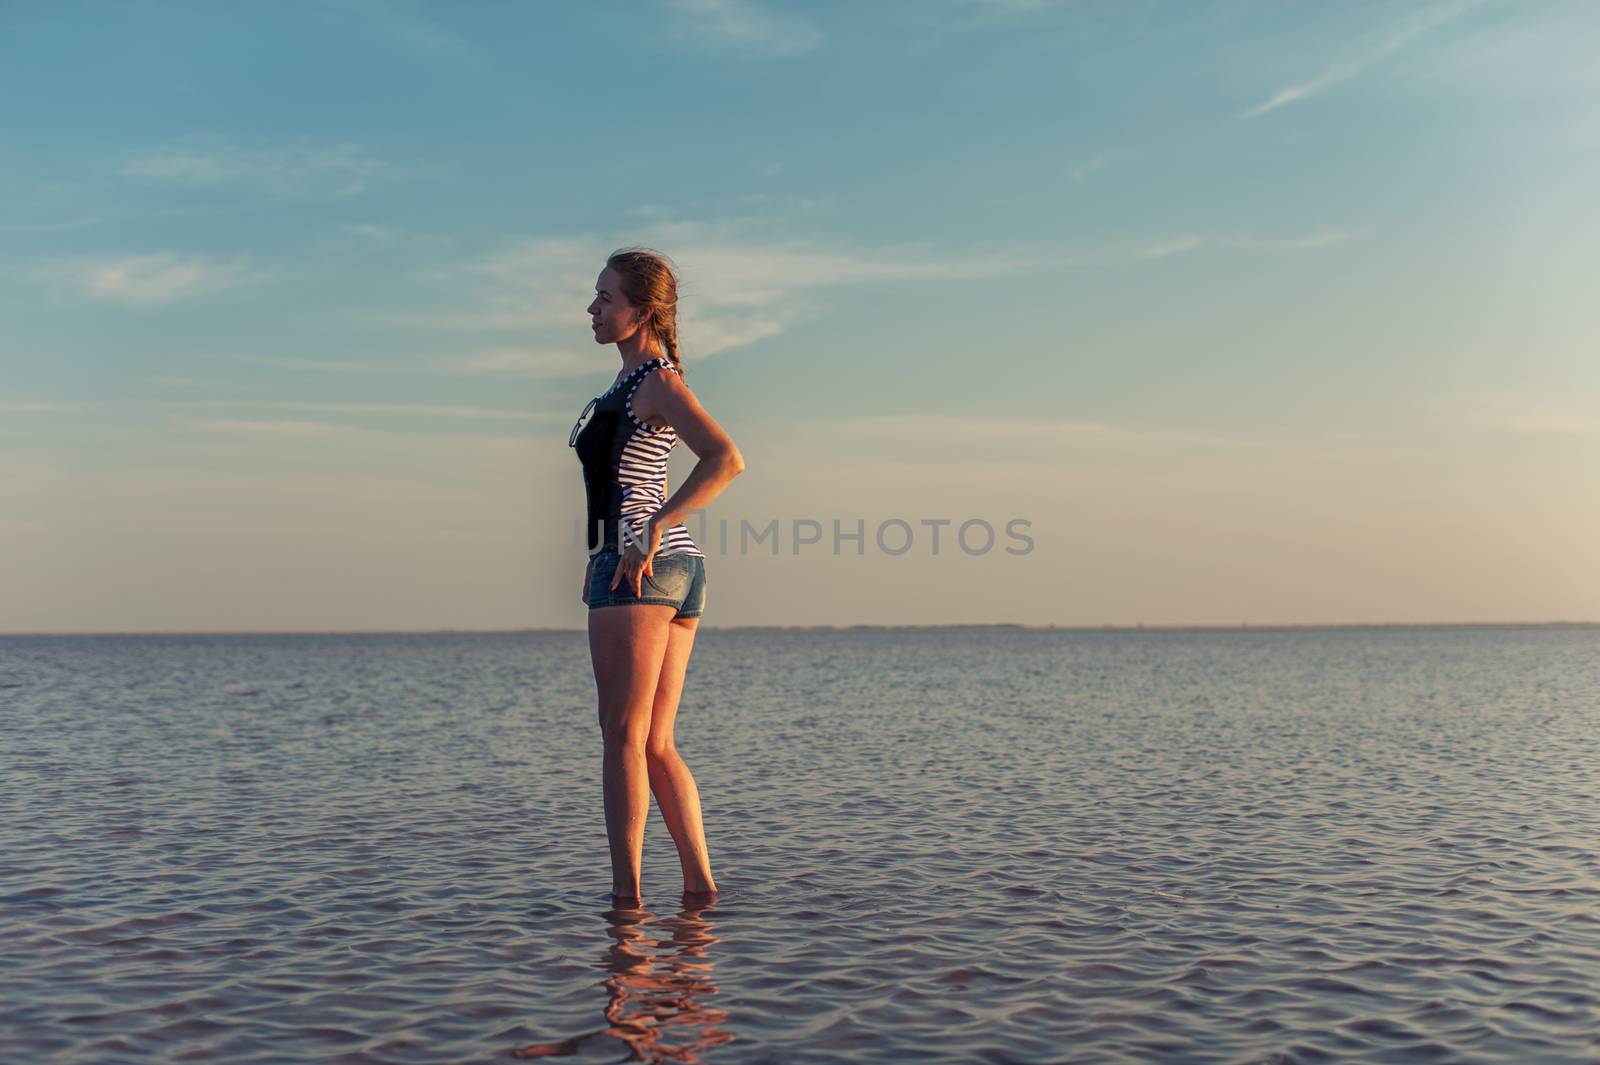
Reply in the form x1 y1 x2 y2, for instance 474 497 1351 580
570 357 705 558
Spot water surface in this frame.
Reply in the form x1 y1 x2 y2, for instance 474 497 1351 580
2 627 1597 1063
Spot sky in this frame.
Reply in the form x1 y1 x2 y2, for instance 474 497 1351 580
2 0 1598 632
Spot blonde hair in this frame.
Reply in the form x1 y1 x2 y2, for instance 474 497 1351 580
606 247 683 378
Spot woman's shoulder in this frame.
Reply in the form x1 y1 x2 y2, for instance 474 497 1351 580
637 359 689 394
628 359 690 430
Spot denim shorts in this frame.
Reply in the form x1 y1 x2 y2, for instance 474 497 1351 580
587 550 707 619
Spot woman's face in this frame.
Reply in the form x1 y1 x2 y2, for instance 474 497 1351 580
588 267 649 346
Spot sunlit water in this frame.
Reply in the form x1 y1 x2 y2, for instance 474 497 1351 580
2 627 1597 1064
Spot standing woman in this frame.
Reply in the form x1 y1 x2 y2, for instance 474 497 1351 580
571 248 744 905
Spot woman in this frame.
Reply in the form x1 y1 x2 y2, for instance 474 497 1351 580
571 247 745 905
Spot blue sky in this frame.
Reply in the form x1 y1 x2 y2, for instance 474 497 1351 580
3 0 1598 631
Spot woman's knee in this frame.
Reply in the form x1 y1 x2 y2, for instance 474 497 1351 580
599 716 650 749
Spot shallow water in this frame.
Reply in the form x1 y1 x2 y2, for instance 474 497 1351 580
2 627 1597 1064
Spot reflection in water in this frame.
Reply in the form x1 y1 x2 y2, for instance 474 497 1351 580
512 897 732 1062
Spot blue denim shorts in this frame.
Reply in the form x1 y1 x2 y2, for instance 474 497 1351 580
587 550 707 619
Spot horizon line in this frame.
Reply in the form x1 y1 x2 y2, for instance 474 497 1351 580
3 620 1596 638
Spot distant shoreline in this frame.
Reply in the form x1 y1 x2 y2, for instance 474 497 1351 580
4 621 1596 637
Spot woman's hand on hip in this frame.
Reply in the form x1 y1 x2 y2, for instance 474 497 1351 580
610 516 664 597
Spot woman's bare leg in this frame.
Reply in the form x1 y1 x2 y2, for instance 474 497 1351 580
589 603 678 900
645 617 718 895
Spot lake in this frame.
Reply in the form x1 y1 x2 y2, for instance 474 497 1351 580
2 627 1596 1063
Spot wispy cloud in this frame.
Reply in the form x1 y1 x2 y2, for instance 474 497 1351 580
661 0 822 58
0 402 85 413
955 0 1058 10
820 413 1279 453
372 215 1353 363
444 348 599 378
1430 390 1600 436
1135 236 1203 260
176 418 542 460
1219 228 1358 252
811 413 1443 467
178 418 549 450
1067 154 1116 181
31 252 258 307
333 0 477 60
1285 229 1355 249
209 348 601 382
940 0 1065 32
0 217 100 233
903 0 1074 46
186 418 374 438
345 224 454 248
659 235 1044 288
211 353 400 374
0 399 543 423
118 136 388 198
166 401 558 423
145 375 257 391
1077 229 1352 263
1240 2 1483 119
395 228 1048 358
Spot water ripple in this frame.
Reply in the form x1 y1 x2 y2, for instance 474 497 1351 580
1 627 1596 1062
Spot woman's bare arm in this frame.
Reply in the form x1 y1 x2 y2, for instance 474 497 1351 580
631 369 744 528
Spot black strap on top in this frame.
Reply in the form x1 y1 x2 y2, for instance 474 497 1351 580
620 357 666 389
569 359 668 447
